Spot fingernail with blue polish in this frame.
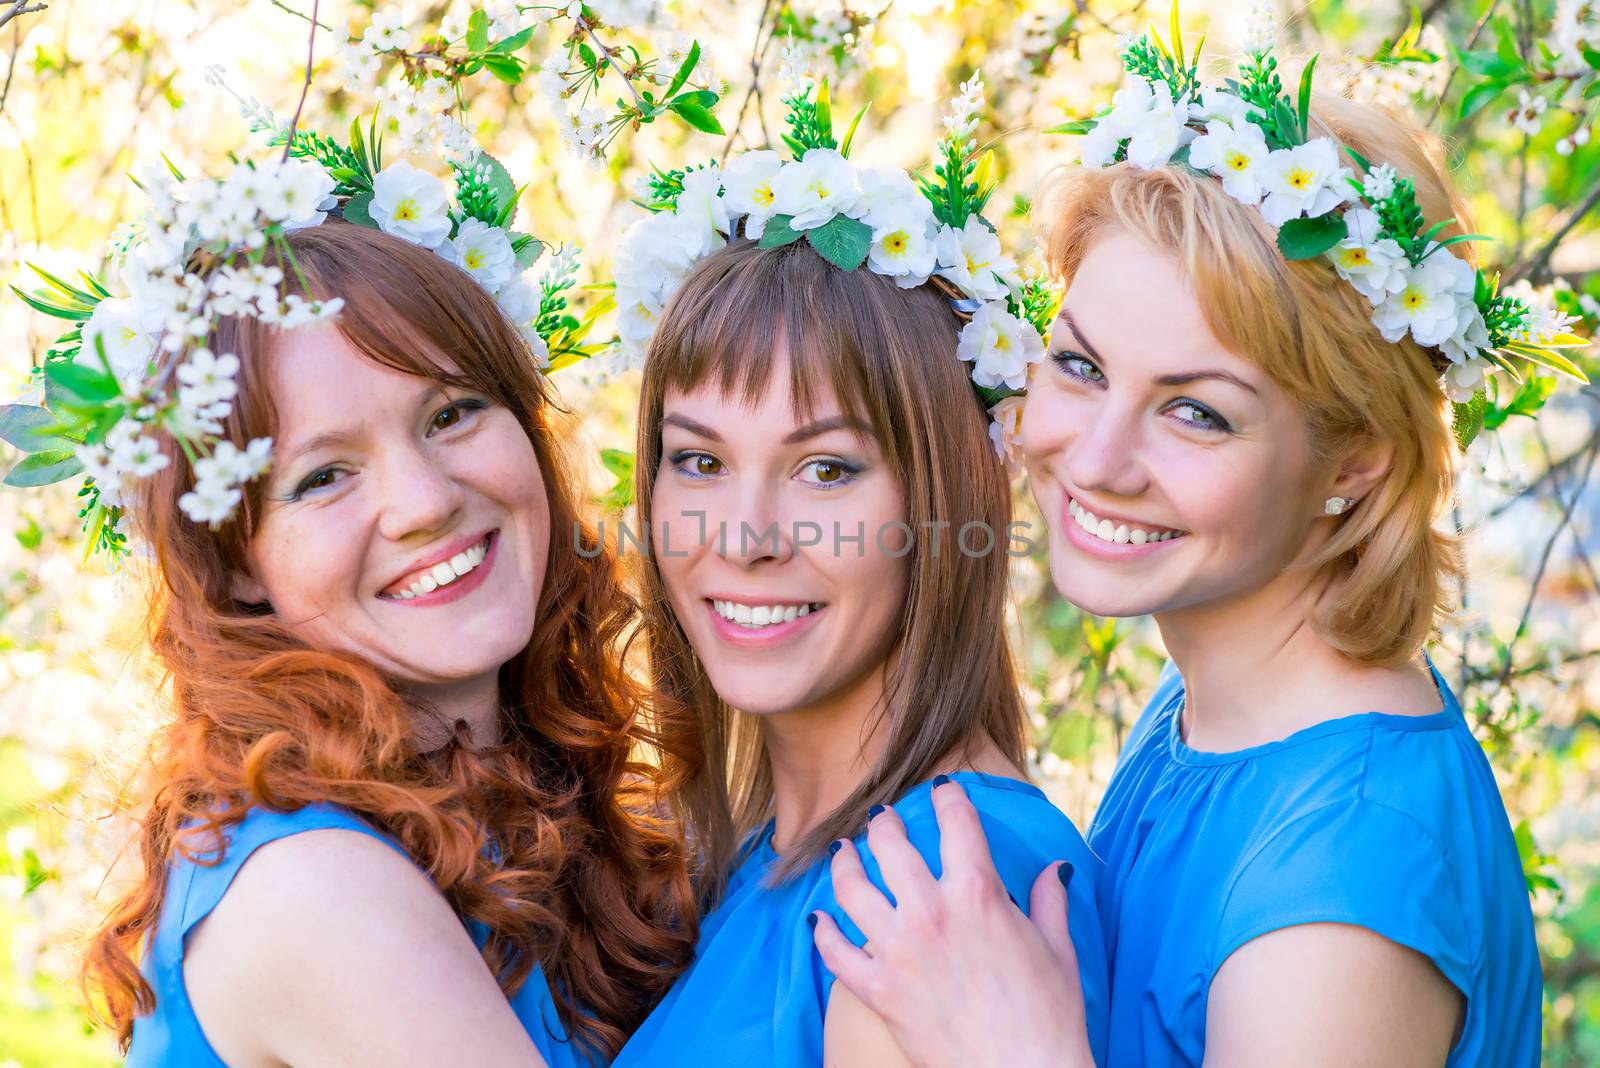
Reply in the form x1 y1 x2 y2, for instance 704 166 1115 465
1058 862 1075 889
807 912 819 930
931 774 951 788
829 839 844 856
868 804 886 820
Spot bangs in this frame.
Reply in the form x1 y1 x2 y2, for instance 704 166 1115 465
646 239 953 451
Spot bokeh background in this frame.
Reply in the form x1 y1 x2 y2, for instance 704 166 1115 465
2 0 1598 1062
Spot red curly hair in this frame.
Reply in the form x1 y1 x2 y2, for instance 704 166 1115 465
80 221 700 1057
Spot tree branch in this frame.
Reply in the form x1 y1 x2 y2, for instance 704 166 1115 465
269 0 332 32
0 0 45 33
1511 179 1600 284
280 0 321 163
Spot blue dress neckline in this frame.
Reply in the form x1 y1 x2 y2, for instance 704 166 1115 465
1167 655 1462 767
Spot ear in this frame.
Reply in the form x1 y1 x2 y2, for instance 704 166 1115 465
1329 438 1396 505
229 567 271 608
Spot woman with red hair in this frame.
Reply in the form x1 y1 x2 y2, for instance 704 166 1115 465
78 221 697 1066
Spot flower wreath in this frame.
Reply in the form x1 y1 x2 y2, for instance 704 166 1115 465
609 72 1060 462
3 89 585 561
1051 5 1591 447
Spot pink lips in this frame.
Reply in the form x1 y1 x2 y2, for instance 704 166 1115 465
377 531 497 606
703 599 825 648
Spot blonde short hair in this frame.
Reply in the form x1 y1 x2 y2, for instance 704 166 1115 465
1036 92 1466 666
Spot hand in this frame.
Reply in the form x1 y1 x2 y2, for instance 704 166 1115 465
811 779 1095 1068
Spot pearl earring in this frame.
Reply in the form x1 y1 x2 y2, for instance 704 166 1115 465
1323 496 1357 516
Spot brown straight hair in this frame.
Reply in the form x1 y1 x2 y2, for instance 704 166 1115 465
1036 92 1467 666
84 221 697 1057
635 238 1028 902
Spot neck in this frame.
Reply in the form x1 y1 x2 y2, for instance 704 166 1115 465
407 671 504 751
1156 565 1403 751
761 663 891 852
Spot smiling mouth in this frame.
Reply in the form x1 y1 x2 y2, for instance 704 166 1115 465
709 599 827 629
1068 497 1187 545
379 533 494 600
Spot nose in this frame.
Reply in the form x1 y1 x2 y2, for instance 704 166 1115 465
1062 399 1152 502
374 439 466 543
715 479 794 569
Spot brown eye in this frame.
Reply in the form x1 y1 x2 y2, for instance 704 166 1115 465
695 455 724 476
433 405 463 431
814 461 842 483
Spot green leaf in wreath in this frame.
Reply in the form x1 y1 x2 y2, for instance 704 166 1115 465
342 191 377 228
0 404 73 453
1452 390 1487 450
804 214 873 272
4 449 83 488
757 215 806 250
44 360 121 407
1276 213 1347 261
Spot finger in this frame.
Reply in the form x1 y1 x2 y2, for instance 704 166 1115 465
864 803 939 910
1029 861 1083 981
829 838 898 941
930 778 1002 892
811 910 884 1012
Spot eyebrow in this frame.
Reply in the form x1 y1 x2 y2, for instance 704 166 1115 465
661 412 873 445
279 381 450 465
1057 309 1260 396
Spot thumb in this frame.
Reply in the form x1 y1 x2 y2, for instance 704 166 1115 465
1029 860 1082 980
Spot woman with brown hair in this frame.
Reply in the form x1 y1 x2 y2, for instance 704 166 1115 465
69 218 697 1066
811 28 1574 1068
604 80 1111 1065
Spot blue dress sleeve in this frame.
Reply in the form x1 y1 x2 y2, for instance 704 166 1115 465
810 785 1110 1066
1211 798 1473 999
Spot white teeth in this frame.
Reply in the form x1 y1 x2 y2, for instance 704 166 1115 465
1068 498 1182 546
387 537 490 599
712 600 823 629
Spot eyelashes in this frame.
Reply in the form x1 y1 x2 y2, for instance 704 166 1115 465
1047 350 1234 434
280 396 493 502
665 450 864 488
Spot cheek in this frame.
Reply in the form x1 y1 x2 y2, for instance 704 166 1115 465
1019 376 1074 457
250 509 367 624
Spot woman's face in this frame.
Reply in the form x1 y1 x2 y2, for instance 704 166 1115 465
238 325 549 700
1021 229 1330 620
651 353 911 717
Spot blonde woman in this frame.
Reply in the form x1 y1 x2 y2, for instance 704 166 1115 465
813 45 1561 1068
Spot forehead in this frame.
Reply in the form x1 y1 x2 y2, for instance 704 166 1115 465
267 326 453 440
1060 231 1240 371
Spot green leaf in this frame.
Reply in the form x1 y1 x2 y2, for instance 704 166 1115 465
577 42 598 69
600 447 635 480
511 233 546 270
804 214 873 272
479 154 519 221
1276 213 1347 260
467 9 490 53
30 264 99 306
840 103 871 158
758 215 806 249
1503 343 1589 381
482 53 524 84
1044 118 1097 135
599 447 635 512
342 191 376 228
814 79 834 144
9 284 93 321
0 404 71 453
663 39 699 99
44 360 120 406
1296 55 1317 140
671 88 719 110
1452 391 1486 449
15 513 42 550
494 26 535 53
1272 99 1303 147
4 449 82 488
1460 80 1507 119
671 100 724 135
1455 47 1512 79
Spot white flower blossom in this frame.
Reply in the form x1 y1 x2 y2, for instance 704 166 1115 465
179 479 243 527
447 219 518 293
538 54 569 103
674 165 732 258
957 302 1045 391
1509 89 1547 135
935 215 1016 302
1373 250 1477 350
79 297 162 388
1327 208 1409 304
770 149 861 230
1187 119 1270 204
1078 76 1194 170
1257 139 1354 227
854 167 927 229
1444 356 1491 402
721 150 786 239
987 394 1026 468
1361 163 1399 202
175 348 241 409
867 207 938 288
1188 88 1255 127
370 161 453 249
1245 0 1278 54
363 9 414 53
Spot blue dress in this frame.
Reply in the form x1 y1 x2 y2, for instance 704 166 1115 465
614 771 1110 1066
1089 659 1540 1066
126 802 591 1068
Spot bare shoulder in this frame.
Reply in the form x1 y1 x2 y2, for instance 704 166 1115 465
1207 922 1462 1067
185 827 544 1068
823 981 917 1068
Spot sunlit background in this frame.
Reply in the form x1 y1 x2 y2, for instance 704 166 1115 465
2 0 1599 1062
